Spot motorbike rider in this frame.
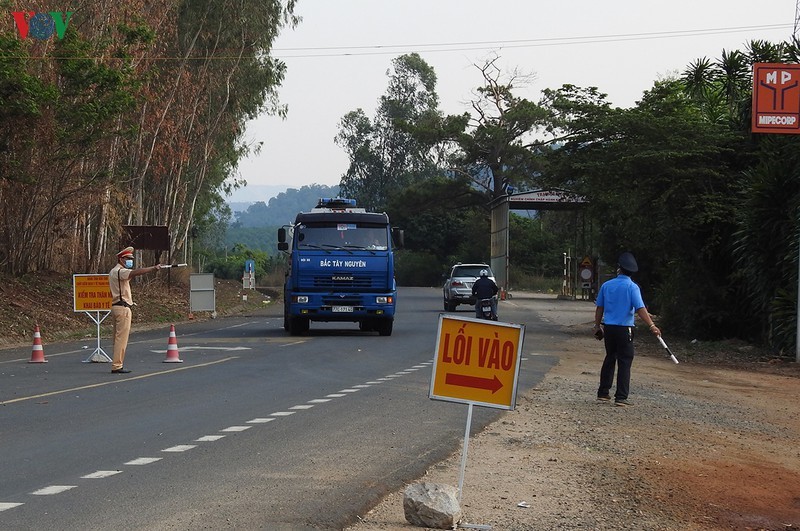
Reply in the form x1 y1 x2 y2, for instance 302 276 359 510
471 269 499 319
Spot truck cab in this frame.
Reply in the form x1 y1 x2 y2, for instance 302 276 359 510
278 198 401 336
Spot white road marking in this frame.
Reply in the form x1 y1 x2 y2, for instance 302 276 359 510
377 378 392 381
247 418 275 423
326 393 346 398
220 426 252 432
308 399 331 404
412 365 427 368
339 389 360 393
270 411 295 417
162 445 197 452
196 435 226 441
82 470 123 479
149 346 251 353
352 384 371 388
125 457 162 465
279 341 306 347
405 368 420 371
0 503 23 512
365 381 383 384
31 485 76 495
290 404 314 410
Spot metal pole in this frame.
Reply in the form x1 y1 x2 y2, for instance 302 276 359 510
457 403 474 504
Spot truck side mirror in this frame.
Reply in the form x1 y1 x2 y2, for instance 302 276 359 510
392 228 404 248
278 227 286 243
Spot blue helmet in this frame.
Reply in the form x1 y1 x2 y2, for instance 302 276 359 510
618 252 638 273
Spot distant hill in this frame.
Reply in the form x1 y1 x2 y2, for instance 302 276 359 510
225 184 291 205
231 184 340 228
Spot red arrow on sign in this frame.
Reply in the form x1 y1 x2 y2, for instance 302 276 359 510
445 373 503 394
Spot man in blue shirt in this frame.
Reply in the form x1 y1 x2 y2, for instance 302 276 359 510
593 252 661 406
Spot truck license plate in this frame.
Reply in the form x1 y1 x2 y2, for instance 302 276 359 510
332 306 353 312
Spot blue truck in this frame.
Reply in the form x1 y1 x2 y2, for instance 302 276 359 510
277 198 402 336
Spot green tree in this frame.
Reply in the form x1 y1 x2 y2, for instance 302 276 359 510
455 56 548 199
541 79 753 337
336 53 461 211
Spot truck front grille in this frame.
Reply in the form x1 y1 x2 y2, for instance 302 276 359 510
311 275 373 289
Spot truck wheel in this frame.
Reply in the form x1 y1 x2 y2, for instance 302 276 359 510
288 316 309 336
377 319 393 336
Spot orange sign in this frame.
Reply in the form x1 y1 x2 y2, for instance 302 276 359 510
752 63 800 134
73 274 112 312
429 315 524 410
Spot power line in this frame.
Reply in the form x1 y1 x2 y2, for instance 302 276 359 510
2 23 791 61
272 23 792 58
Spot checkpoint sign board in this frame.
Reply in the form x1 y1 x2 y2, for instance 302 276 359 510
73 274 112 312
752 63 800 134
430 315 525 410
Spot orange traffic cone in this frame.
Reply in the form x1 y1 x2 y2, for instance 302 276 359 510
163 324 183 363
29 325 47 363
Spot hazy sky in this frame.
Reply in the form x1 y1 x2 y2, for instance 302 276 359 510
230 0 795 201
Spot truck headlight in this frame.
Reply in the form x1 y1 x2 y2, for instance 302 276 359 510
376 296 393 304
294 296 309 303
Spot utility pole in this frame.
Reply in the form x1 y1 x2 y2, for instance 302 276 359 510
791 0 800 362
795 0 800 39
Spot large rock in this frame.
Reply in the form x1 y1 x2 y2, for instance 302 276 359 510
403 482 461 529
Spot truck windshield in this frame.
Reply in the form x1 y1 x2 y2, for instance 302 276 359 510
296 224 388 250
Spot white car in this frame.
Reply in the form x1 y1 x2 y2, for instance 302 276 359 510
442 263 495 311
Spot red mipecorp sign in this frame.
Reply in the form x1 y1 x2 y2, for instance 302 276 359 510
752 63 800 134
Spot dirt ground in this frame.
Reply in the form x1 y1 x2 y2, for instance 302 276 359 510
346 295 800 531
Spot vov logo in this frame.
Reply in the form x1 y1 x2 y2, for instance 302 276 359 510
11 11 74 40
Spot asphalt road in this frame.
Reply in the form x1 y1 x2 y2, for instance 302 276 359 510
0 287 567 530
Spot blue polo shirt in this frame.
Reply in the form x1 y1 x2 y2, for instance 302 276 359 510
596 274 645 326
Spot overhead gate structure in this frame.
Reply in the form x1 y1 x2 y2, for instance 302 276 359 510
488 189 587 296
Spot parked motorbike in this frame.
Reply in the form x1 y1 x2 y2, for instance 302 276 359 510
478 297 498 321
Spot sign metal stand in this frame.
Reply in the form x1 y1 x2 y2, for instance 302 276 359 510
82 310 111 363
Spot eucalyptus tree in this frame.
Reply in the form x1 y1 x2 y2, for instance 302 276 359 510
130 0 298 264
0 0 298 275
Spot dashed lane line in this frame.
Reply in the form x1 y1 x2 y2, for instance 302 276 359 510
3 359 430 515
82 470 123 479
125 457 162 465
31 485 76 496
162 445 197 452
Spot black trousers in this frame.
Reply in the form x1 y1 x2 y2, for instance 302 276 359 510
598 325 635 400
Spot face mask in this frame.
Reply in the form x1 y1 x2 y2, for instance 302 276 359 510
124 259 134 268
